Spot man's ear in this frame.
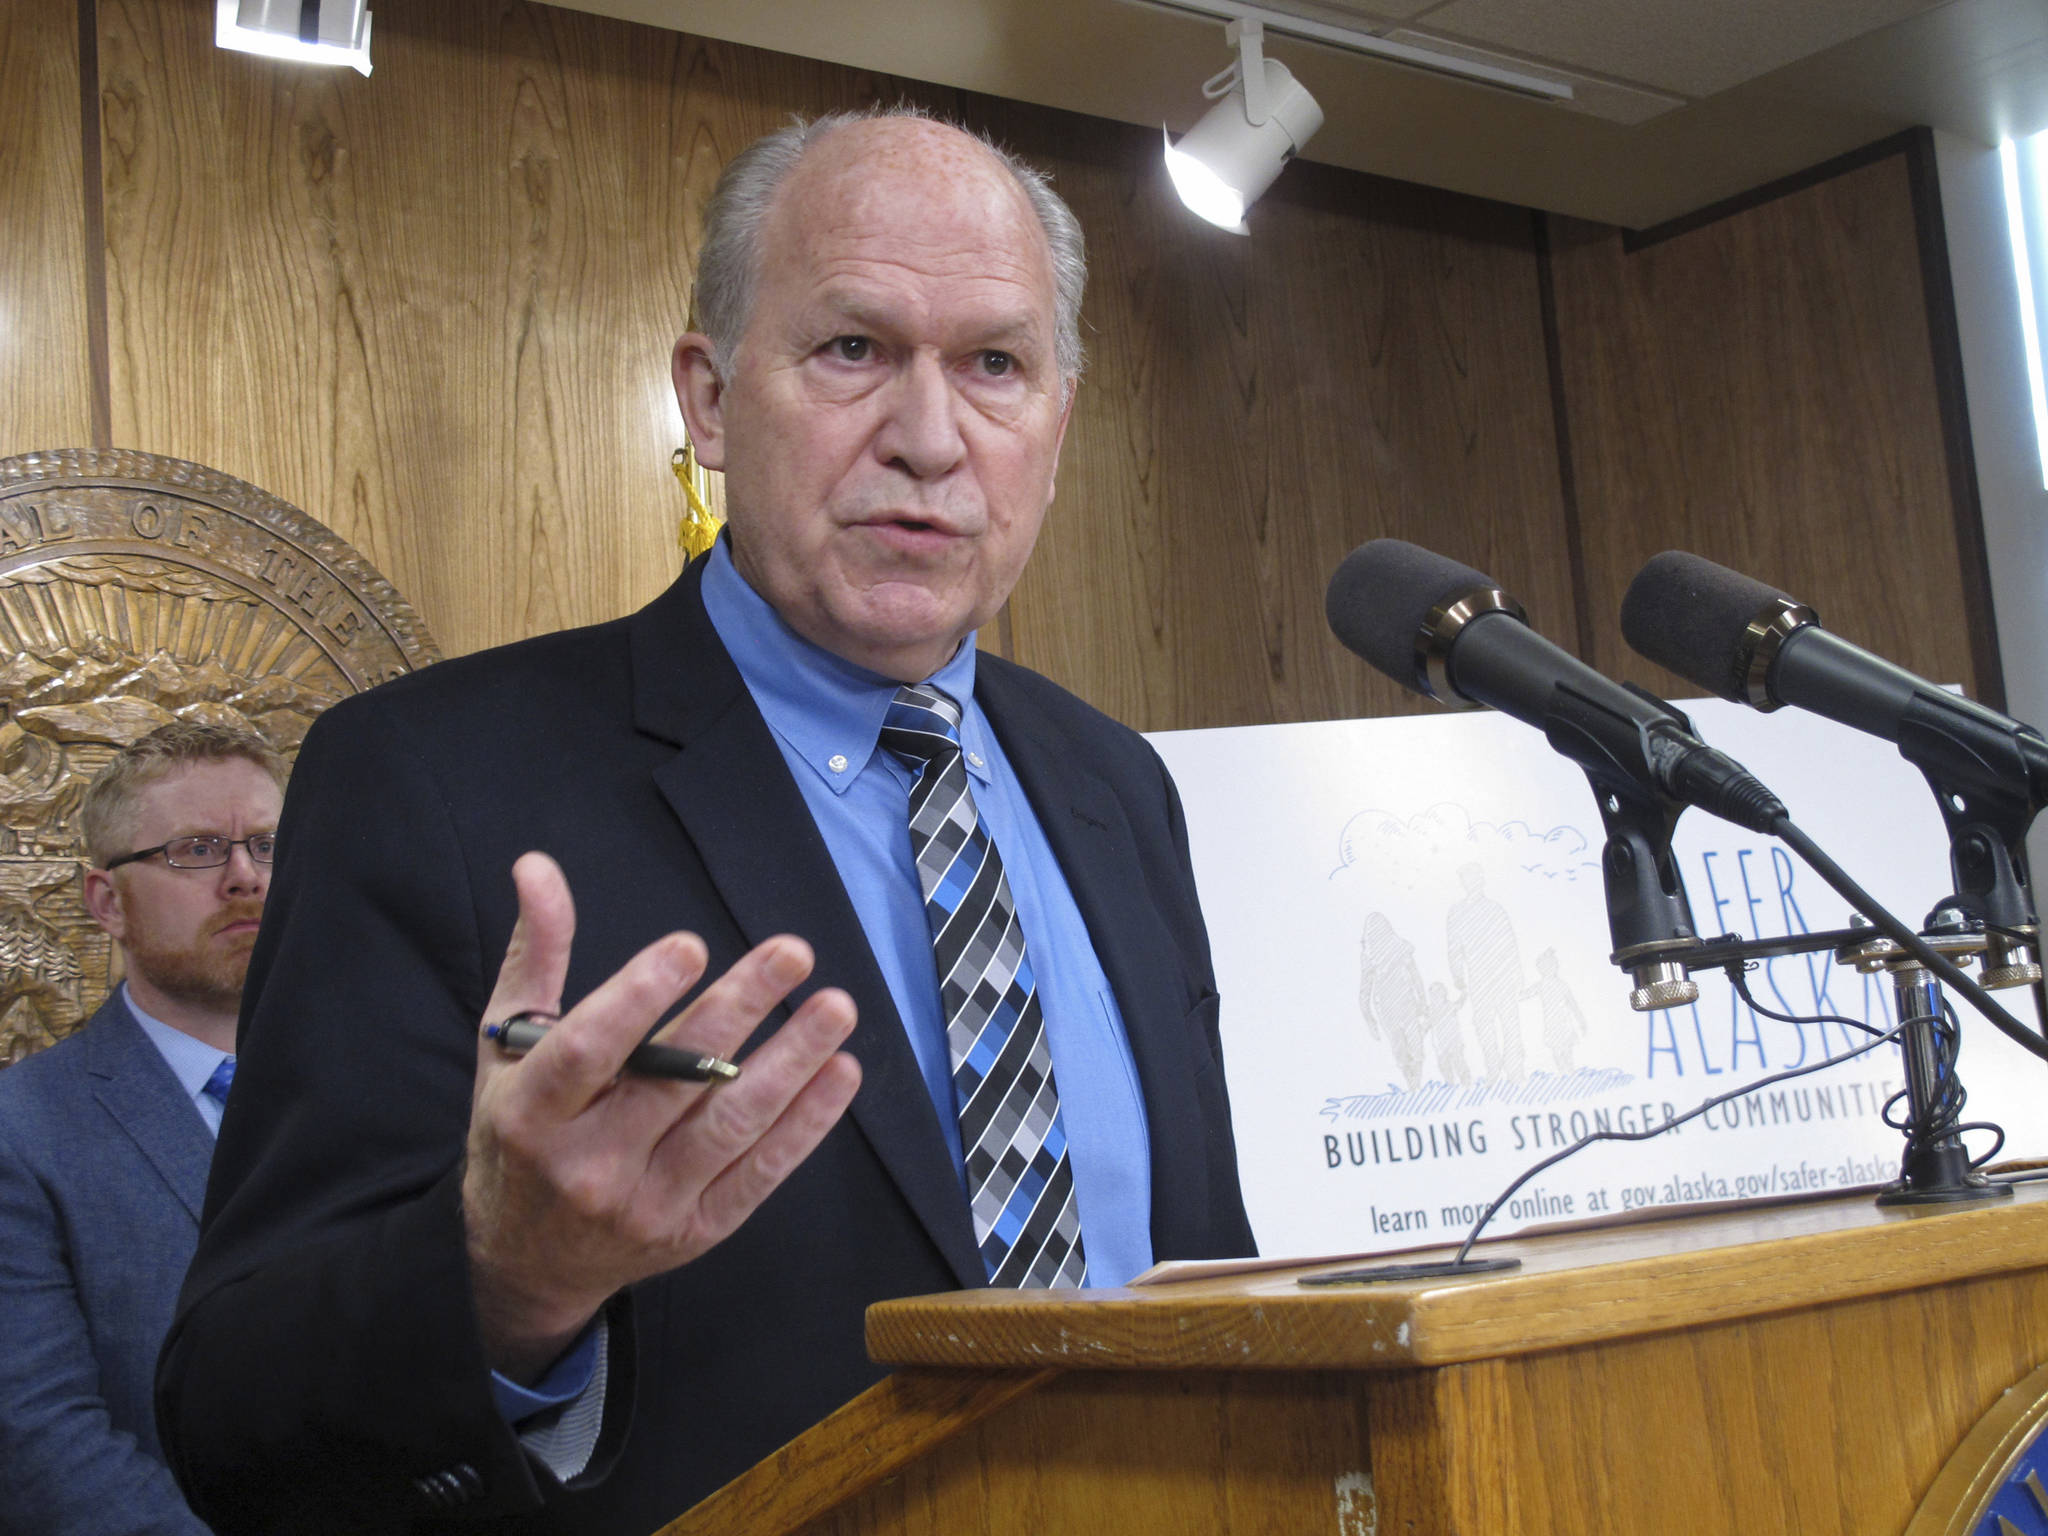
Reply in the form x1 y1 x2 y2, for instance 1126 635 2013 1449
672 333 729 472
1045 376 1079 500
82 867 125 941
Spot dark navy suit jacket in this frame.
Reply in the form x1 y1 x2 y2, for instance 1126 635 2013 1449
0 995 215 1536
160 558 1253 1535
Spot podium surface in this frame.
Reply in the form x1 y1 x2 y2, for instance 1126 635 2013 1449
666 1183 2048 1535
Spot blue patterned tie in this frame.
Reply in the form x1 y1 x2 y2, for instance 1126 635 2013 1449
202 1056 235 1106
880 684 1087 1288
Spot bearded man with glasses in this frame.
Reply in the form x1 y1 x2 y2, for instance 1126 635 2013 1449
0 720 284 1536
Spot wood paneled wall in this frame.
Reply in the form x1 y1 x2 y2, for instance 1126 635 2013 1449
0 0 1991 734
1 0 93 449
975 125 1573 730
1547 142 1992 707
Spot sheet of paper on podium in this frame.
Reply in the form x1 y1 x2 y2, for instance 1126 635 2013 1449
1148 694 2048 1262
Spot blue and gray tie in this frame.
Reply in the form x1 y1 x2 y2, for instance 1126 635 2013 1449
880 684 1087 1288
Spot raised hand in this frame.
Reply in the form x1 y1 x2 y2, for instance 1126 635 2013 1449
462 852 861 1381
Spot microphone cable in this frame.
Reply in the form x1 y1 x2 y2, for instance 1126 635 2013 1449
1731 962 2003 1182
1443 1005 1913 1268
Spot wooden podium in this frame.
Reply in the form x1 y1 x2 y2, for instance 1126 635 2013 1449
662 1184 2048 1535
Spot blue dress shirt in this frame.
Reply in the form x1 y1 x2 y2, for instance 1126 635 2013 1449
126 987 232 1139
701 541 1154 1286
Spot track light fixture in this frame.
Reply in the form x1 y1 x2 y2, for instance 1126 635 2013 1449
216 0 373 76
1164 20 1323 234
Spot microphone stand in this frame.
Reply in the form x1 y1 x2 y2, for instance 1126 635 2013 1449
1896 691 2044 995
1865 689 2044 1198
1665 692 2045 1205
1675 921 2015 1206
1837 915 2012 1205
1546 686 1708 1010
1584 770 1704 1012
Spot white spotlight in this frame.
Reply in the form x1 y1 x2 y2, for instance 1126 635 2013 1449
217 0 373 76
1165 20 1323 234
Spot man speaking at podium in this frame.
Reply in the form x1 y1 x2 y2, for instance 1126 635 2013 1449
159 111 1254 1533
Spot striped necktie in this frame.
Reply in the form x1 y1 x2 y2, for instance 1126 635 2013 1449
879 684 1087 1288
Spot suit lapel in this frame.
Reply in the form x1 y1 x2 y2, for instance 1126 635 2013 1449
630 565 985 1289
85 1001 212 1224
977 666 1214 1256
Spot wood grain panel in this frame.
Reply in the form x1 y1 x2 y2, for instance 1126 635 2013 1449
673 1233 2048 1534
800 1372 1373 1536
95 0 954 660
990 119 1574 731
867 1182 2048 1371
84 0 1574 728
1547 149 1980 704
1364 1357 1522 1533
1435 1268 2048 1536
0 0 94 452
99 0 681 656
70 0 1982 740
660 1369 1056 1536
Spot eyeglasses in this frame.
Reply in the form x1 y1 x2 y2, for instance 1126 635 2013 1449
104 834 278 871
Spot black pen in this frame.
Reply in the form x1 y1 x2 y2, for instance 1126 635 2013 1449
484 1013 741 1083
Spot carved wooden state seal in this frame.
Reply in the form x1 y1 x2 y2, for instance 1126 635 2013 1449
0 448 442 1063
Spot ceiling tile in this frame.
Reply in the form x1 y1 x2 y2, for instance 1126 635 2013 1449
1381 27 1687 122
1415 0 1947 96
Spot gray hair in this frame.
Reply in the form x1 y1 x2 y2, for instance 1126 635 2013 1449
81 721 287 868
692 107 1087 385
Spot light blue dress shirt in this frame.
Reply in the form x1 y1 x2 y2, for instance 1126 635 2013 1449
126 987 232 1139
701 540 1154 1286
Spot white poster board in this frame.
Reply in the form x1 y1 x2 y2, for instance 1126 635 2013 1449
1148 697 2048 1261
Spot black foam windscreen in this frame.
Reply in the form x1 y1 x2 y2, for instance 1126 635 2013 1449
1620 551 1796 704
1324 539 1498 693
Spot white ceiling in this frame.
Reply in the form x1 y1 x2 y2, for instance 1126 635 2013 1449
542 0 2048 227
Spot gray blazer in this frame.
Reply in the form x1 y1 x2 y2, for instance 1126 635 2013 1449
0 993 215 1536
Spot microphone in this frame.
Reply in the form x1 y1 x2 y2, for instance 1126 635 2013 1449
1326 539 1787 1010
1620 551 2048 797
1621 550 2044 986
1325 541 1785 835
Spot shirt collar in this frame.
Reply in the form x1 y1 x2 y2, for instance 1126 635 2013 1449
699 538 990 793
121 984 231 1102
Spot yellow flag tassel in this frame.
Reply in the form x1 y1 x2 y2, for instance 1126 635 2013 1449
671 443 724 562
